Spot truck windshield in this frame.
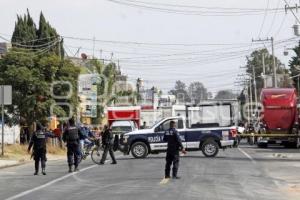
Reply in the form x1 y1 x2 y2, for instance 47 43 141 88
150 118 165 129
111 126 132 133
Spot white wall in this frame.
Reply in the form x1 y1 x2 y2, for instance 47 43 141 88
0 125 20 144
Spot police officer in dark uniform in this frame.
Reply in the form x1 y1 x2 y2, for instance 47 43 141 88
99 125 117 165
163 121 186 179
28 122 54 175
63 118 82 172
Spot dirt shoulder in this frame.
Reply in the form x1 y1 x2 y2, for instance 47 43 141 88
0 144 66 168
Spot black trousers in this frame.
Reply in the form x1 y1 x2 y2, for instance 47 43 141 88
67 143 80 167
100 144 116 163
33 149 46 171
165 152 180 178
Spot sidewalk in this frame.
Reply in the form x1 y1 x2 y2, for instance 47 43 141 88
0 154 65 169
0 159 26 169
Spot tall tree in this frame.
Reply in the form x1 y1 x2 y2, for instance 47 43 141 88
188 81 208 104
169 80 190 103
11 10 63 57
214 90 237 100
11 9 37 46
0 48 80 126
245 48 286 100
289 42 300 91
36 12 63 57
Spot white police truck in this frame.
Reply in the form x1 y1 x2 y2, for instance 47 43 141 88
119 115 237 158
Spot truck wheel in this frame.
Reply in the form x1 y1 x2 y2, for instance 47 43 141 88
201 140 219 157
131 142 148 159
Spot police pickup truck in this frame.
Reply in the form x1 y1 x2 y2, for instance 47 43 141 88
119 116 236 158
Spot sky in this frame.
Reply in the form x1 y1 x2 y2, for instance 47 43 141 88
0 0 299 95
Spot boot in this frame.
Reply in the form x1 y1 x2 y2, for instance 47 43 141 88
34 161 39 175
74 166 79 172
68 165 73 173
42 168 46 175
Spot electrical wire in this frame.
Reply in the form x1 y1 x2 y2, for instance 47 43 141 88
265 0 281 37
105 0 285 16
284 0 300 24
120 0 282 11
63 35 256 47
258 0 270 38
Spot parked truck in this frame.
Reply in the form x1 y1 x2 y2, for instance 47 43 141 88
257 88 300 148
107 106 140 135
119 103 237 158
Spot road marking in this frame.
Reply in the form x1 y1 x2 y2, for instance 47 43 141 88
159 178 170 185
4 155 122 200
238 147 256 164
4 164 97 200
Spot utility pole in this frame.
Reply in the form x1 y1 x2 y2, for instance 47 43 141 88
284 2 300 24
252 65 258 119
298 77 300 94
271 37 277 87
92 36 95 58
246 85 250 124
1 86 4 156
252 38 277 87
249 78 253 122
58 37 61 60
262 53 266 88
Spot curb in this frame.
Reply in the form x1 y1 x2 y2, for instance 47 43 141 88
0 160 29 170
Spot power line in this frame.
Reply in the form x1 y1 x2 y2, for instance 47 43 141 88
105 0 285 16
258 0 270 38
266 0 281 36
63 35 255 47
118 0 283 11
284 0 300 24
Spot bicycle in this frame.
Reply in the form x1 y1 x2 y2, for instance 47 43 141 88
78 138 104 164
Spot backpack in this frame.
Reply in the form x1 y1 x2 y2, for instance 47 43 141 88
67 127 79 141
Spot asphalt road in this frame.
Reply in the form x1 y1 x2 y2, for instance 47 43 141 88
1 143 300 200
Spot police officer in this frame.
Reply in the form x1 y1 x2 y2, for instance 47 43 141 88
99 125 117 165
28 122 54 175
163 121 186 179
63 118 82 172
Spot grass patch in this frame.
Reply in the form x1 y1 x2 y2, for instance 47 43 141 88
1 143 66 161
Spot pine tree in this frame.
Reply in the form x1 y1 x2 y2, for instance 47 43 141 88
289 42 300 91
36 12 63 57
11 10 64 57
11 9 37 47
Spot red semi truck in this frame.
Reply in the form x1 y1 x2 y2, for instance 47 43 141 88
258 88 300 148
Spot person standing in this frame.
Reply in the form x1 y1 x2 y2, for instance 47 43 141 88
63 118 82 172
141 121 147 129
163 121 186 179
99 125 117 165
28 122 54 175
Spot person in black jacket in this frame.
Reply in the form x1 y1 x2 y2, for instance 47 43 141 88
163 121 186 179
99 125 117 165
63 118 83 172
28 122 54 175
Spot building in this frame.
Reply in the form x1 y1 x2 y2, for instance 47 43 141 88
265 74 293 88
78 74 100 124
0 42 12 58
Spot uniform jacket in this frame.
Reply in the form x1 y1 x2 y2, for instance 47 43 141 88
163 128 184 154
